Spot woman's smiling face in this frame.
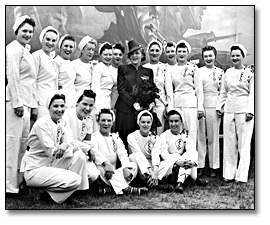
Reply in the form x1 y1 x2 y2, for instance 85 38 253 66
16 23 34 46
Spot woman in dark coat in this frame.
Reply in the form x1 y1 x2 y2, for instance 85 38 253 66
115 40 153 152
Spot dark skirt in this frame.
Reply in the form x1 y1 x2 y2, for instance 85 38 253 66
115 110 139 154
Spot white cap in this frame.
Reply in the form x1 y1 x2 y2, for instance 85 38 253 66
137 110 153 126
78 35 97 51
230 44 247 58
147 39 163 55
13 15 30 32
39 26 59 44
176 39 191 54
98 42 111 55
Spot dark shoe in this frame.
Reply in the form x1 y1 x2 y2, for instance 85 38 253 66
175 182 184 194
223 178 234 183
197 168 203 177
156 184 174 192
98 186 114 195
123 186 149 195
195 178 208 186
210 169 217 178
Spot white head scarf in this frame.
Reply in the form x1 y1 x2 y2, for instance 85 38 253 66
39 26 60 43
146 39 163 62
137 110 153 126
13 15 30 32
230 44 247 58
176 39 191 54
98 42 111 55
167 108 185 123
58 34 77 50
78 35 97 51
46 91 65 109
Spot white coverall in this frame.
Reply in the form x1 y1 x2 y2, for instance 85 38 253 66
197 66 224 169
216 66 254 182
160 129 198 183
6 40 37 193
91 131 137 195
32 49 58 119
127 130 173 180
166 62 204 144
20 115 89 203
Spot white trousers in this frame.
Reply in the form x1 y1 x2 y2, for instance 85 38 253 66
223 113 254 182
129 152 173 180
97 161 138 195
197 107 220 169
177 107 198 146
6 102 30 193
23 151 89 203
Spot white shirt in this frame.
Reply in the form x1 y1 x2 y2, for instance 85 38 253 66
91 62 114 113
54 55 77 107
127 130 162 167
72 58 94 97
199 66 224 108
166 62 204 111
32 49 58 106
216 67 254 114
6 40 37 108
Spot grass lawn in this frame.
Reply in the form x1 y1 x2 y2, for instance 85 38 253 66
5 158 254 210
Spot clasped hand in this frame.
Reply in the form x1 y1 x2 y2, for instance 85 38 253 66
123 168 133 182
104 162 114 180
53 143 70 159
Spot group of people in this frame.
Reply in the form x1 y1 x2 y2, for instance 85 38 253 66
6 15 254 204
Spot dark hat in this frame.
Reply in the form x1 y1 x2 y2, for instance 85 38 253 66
127 40 142 55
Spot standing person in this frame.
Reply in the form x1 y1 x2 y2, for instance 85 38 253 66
91 42 114 115
20 93 89 204
110 43 125 109
73 35 98 98
164 41 177 67
160 108 208 193
64 89 100 184
54 34 77 115
197 46 224 178
115 40 154 150
32 26 60 119
144 39 169 135
166 39 204 145
216 44 254 183
6 15 37 194
91 108 148 195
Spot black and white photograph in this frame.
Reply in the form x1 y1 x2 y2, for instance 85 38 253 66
3 1 265 222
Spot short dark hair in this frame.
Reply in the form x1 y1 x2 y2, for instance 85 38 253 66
165 41 175 49
96 108 113 122
113 43 125 54
48 94 65 109
230 45 245 58
167 110 183 122
176 42 188 52
202 45 217 58
15 17 36 35
100 43 112 55
60 35 76 48
77 89 96 103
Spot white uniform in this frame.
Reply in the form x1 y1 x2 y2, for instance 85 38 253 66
91 131 137 195
64 110 100 183
144 62 170 134
160 129 198 183
32 49 58 118
6 40 37 193
54 55 77 112
110 66 119 109
197 66 224 169
166 62 204 144
127 130 172 180
216 66 254 182
20 115 89 203
72 58 94 99
91 62 114 113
